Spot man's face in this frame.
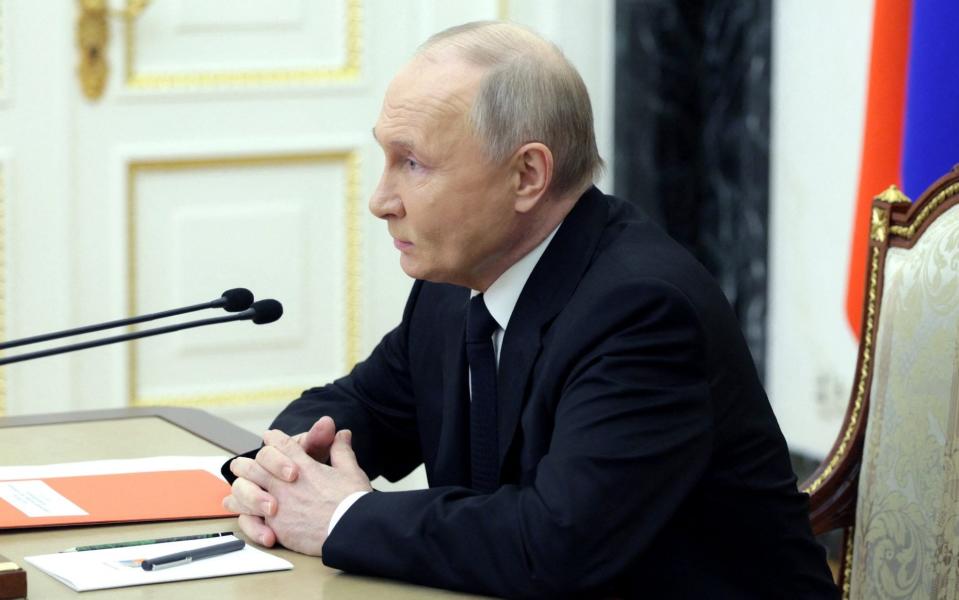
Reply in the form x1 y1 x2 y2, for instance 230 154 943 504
370 56 519 290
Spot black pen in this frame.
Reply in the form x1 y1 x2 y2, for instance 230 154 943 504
62 531 235 553
141 538 245 571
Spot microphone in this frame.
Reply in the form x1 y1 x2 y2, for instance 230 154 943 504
0 299 283 366
213 288 255 312
0 288 254 351
242 299 283 324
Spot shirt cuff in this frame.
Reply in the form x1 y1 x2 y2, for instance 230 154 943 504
328 490 370 535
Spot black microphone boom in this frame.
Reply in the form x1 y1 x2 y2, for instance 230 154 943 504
0 299 283 367
0 288 255 351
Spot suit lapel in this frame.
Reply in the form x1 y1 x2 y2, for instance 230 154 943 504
495 187 611 466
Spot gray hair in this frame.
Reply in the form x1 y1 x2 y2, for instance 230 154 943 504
419 21 603 198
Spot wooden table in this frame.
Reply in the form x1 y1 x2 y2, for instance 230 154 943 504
0 408 481 599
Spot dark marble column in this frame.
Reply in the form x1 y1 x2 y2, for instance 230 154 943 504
614 0 771 379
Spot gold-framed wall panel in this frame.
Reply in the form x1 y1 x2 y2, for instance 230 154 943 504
123 0 363 91
126 151 362 408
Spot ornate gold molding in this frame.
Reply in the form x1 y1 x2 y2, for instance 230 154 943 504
344 151 362 368
869 207 887 243
126 151 362 408
889 181 959 240
804 247 880 495
124 0 362 91
76 0 109 100
875 184 911 205
842 525 854 599
76 0 151 100
134 386 309 409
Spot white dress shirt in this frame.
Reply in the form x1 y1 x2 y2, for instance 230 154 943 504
328 225 561 534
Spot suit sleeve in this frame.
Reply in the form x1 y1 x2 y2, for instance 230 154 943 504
322 280 714 598
265 280 425 482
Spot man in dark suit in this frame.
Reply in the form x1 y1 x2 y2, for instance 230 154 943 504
223 21 838 598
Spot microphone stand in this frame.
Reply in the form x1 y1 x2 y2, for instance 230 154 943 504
0 311 258 366
0 289 253 351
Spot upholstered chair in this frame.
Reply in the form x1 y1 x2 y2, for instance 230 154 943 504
803 165 959 598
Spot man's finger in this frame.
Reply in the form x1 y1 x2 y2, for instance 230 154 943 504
222 493 240 514
301 416 337 462
231 456 280 491
228 476 278 517
263 428 311 466
329 429 361 475
238 514 276 547
255 445 298 483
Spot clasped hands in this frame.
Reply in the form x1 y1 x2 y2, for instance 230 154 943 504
222 416 372 556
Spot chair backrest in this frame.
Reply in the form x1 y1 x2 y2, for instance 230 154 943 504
803 165 959 599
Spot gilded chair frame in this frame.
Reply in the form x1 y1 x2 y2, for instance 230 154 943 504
800 164 959 595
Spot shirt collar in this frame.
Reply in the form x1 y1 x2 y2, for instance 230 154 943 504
471 224 561 331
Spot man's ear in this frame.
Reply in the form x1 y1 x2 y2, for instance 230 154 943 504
511 142 553 213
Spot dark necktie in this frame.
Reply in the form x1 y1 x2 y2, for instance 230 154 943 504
466 294 499 493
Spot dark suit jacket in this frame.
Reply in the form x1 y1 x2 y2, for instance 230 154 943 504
241 187 837 598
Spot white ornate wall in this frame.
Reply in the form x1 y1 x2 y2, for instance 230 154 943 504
0 1 615 457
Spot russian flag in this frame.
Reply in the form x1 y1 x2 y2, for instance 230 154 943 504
846 0 959 337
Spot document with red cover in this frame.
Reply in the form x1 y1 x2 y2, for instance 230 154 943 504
0 466 235 529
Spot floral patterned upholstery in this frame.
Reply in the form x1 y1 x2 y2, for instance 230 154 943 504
848 204 959 598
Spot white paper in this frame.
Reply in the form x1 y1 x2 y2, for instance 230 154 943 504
25 535 292 591
0 456 230 483
0 480 89 517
